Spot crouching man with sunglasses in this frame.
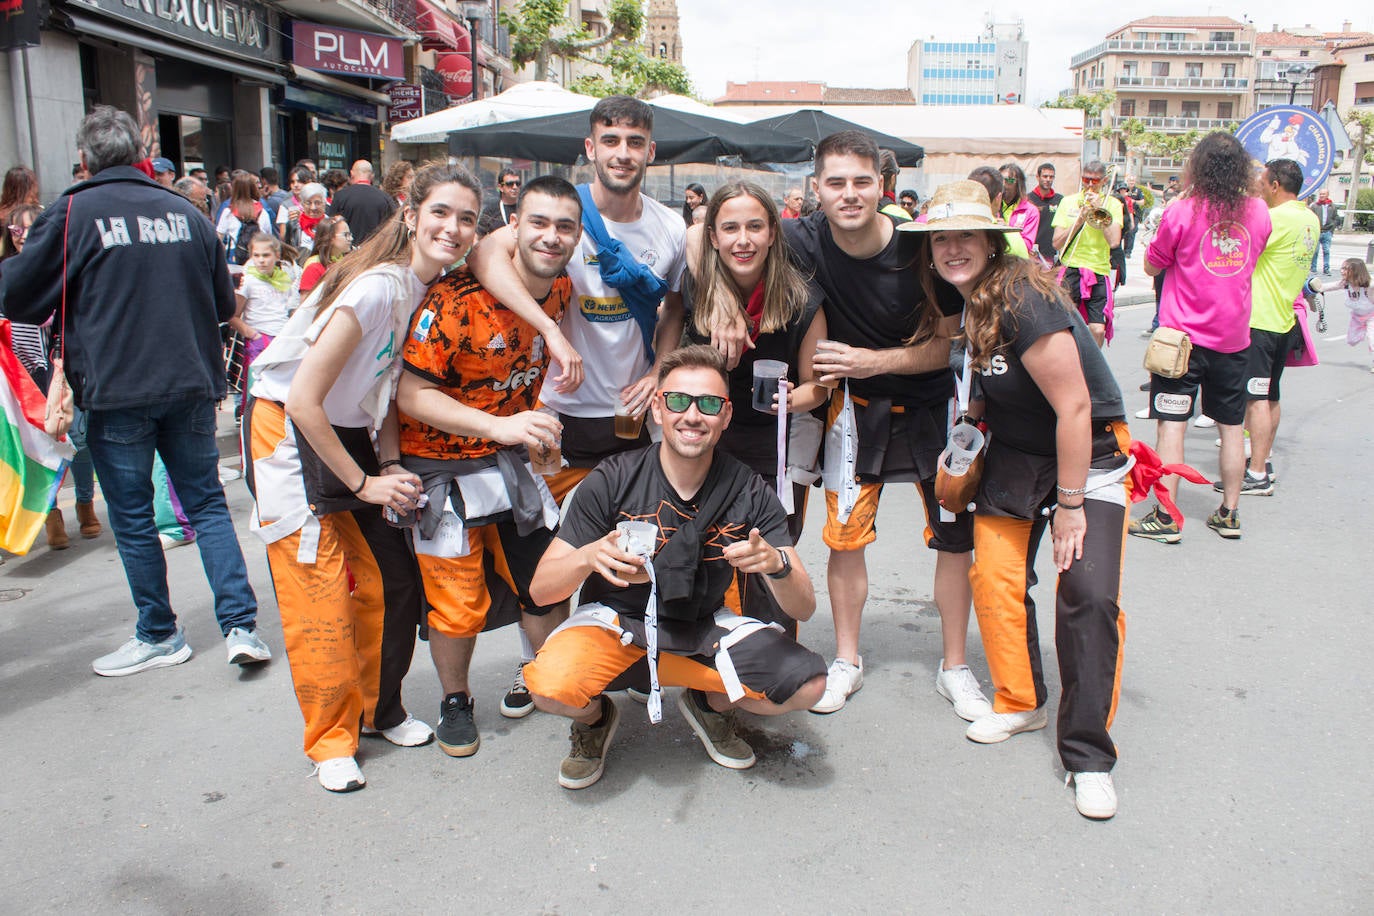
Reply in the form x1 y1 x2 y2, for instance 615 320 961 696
525 344 828 789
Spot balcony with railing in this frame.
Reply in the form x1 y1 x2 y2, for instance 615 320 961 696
1083 77 1106 90
1114 76 1249 92
1072 39 1253 68
1136 116 1234 131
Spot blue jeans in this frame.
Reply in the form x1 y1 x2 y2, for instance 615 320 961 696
69 406 95 504
86 396 257 643
1310 230 1333 273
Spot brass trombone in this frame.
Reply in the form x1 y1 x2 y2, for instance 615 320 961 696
1081 164 1118 230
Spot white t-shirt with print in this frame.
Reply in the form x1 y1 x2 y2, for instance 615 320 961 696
540 193 686 418
251 268 427 428
239 266 301 337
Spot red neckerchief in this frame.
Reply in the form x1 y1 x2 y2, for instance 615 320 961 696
299 212 323 237
744 281 765 343
1031 185 1057 201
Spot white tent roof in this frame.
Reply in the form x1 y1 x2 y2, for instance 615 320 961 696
391 81 598 144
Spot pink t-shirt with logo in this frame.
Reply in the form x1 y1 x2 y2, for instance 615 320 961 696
1146 196 1272 353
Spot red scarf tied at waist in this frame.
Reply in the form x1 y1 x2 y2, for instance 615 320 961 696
1127 439 1211 527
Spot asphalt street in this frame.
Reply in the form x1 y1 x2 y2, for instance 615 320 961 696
1 238 1371 913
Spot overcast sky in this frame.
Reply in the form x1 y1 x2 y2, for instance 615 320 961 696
677 3 1374 106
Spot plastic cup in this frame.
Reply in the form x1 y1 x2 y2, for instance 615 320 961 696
530 407 562 476
943 421 985 477
615 520 658 559
751 359 788 413
812 340 840 388
614 401 645 440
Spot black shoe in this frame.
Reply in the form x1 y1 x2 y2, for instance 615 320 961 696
436 692 480 757
499 664 535 719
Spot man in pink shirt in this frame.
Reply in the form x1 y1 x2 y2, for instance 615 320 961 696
1131 133 1272 544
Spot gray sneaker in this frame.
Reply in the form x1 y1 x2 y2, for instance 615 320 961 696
560 696 620 789
677 689 756 769
225 627 272 665
93 628 193 677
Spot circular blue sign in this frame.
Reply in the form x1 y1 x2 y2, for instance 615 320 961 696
1234 105 1336 200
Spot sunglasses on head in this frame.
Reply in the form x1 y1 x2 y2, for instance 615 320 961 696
661 391 726 416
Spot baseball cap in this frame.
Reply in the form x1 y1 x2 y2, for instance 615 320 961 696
151 157 176 175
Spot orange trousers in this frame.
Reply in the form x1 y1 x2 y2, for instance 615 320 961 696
970 497 1127 772
248 399 422 763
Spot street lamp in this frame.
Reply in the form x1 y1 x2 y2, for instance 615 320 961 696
459 1 490 102
1278 63 1313 106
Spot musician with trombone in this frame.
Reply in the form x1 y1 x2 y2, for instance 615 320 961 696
1051 160 1122 348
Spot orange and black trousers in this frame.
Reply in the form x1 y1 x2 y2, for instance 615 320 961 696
245 398 424 762
970 497 1127 773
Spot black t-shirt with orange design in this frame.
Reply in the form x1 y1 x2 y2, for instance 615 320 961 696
400 268 571 460
559 444 789 621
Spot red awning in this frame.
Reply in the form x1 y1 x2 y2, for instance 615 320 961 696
415 0 468 52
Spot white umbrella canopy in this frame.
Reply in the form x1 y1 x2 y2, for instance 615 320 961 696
647 94 747 122
391 81 598 144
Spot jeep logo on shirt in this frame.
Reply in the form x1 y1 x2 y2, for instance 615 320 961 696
493 366 541 391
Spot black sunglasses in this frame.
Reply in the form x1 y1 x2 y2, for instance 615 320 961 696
502 180 521 188
661 391 726 416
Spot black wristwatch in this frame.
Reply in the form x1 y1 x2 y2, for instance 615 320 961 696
766 548 792 580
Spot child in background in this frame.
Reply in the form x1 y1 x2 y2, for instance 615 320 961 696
232 232 299 405
1321 258 1374 371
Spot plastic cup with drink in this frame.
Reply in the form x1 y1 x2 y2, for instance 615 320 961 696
751 359 788 413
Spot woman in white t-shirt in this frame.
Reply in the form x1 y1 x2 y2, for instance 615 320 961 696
230 231 300 413
244 161 483 794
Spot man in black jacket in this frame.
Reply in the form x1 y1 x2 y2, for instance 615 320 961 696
0 105 270 677
327 159 396 244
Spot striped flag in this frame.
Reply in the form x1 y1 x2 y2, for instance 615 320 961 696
1 319 74 555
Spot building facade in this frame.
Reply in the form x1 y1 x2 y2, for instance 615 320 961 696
906 18 1027 106
644 0 681 64
1252 23 1374 111
1 0 515 204
1069 16 1256 183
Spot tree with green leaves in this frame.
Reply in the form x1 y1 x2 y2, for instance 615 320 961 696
1341 109 1374 231
500 0 692 99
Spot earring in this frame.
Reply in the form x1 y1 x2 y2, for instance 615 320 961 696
988 252 996 260
929 261 935 269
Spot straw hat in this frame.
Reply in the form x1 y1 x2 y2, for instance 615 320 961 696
896 180 1021 234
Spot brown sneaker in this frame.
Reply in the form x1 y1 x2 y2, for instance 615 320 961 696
45 508 70 550
76 501 102 539
559 695 619 789
677 689 756 770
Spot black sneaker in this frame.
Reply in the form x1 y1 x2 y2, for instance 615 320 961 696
436 692 480 757
499 664 535 719
1212 473 1274 496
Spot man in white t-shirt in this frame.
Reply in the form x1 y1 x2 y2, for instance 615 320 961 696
469 96 687 505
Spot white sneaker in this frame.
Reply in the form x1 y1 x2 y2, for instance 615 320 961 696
361 714 434 747
224 627 271 665
965 706 1048 743
809 657 863 714
1133 406 1150 419
1193 414 1216 429
1069 771 1117 819
934 661 993 721
314 756 365 793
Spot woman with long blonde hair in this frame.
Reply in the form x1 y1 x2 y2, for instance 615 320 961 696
684 180 829 543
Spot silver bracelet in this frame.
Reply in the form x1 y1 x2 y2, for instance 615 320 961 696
1056 484 1087 497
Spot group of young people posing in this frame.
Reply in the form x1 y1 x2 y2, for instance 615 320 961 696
243 97 1126 821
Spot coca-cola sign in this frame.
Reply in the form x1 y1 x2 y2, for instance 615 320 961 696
293 22 403 80
435 52 473 100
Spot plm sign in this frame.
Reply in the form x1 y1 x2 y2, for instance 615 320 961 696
293 22 403 80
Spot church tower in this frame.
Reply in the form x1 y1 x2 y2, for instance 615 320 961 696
644 0 682 64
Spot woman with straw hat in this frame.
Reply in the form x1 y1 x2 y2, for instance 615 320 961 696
899 180 1131 821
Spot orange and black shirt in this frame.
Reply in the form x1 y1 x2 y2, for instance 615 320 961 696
399 268 570 461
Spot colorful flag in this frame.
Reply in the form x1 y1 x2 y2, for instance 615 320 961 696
1 319 74 554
